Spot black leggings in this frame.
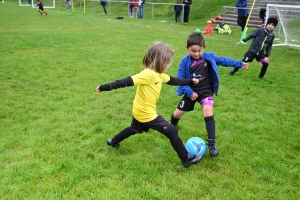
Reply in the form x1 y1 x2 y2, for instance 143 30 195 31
113 126 188 162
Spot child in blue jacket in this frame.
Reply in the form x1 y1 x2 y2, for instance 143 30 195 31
170 30 248 157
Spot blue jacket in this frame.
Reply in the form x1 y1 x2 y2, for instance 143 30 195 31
176 52 243 97
235 0 249 16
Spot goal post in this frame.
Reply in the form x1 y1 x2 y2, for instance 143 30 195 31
19 0 32 6
266 4 300 49
19 0 55 8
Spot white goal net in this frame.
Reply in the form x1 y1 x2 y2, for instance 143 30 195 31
266 4 300 49
19 0 55 8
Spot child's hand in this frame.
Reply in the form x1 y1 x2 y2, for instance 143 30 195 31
242 62 249 69
192 78 199 84
96 85 101 93
190 92 198 101
237 41 244 45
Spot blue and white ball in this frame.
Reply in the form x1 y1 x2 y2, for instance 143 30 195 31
185 137 206 156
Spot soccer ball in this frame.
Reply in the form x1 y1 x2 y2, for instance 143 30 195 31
185 137 207 156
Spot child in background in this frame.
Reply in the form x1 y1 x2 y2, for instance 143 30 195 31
131 0 139 18
96 42 202 168
174 0 183 22
170 30 249 157
36 0 48 16
229 16 278 79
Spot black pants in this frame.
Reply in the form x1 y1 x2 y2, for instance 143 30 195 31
237 14 248 31
112 116 188 162
183 6 190 23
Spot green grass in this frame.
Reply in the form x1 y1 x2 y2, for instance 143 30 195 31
1 2 300 200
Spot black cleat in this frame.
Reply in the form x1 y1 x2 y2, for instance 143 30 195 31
208 143 219 157
182 154 203 167
228 70 235 76
107 138 120 148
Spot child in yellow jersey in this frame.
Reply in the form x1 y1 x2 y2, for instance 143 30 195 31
96 42 202 167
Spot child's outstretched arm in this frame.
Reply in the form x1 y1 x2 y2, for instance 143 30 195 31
166 76 199 86
96 76 134 93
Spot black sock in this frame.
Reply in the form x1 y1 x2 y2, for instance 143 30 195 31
205 116 215 144
170 114 180 126
233 67 239 72
259 63 269 78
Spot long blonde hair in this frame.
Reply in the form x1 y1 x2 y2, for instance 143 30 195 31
142 42 175 73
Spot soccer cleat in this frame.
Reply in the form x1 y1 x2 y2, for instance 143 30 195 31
208 143 219 157
182 154 203 167
107 138 120 148
228 70 235 76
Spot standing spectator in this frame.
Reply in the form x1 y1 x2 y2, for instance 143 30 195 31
129 0 133 17
259 8 266 26
100 0 107 14
235 0 249 32
138 0 145 19
36 0 48 16
131 0 139 18
182 0 192 24
65 0 71 11
174 0 182 22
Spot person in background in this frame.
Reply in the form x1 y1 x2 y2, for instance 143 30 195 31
182 0 192 24
131 0 139 18
97 42 203 168
129 0 133 17
65 0 71 11
174 0 183 22
138 0 145 18
259 8 266 27
100 0 107 14
229 16 278 79
170 30 249 157
235 0 249 32
36 0 48 16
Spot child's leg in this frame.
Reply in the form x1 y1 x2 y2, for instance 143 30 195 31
43 10 48 16
164 126 188 161
201 97 218 157
37 9 43 15
259 62 269 78
205 115 215 142
171 109 185 126
258 55 269 78
202 100 214 142
111 127 137 144
229 52 252 76
171 96 194 126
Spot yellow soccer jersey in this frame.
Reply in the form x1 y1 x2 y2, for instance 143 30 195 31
131 68 170 122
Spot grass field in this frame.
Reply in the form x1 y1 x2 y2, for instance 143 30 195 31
1 2 300 200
